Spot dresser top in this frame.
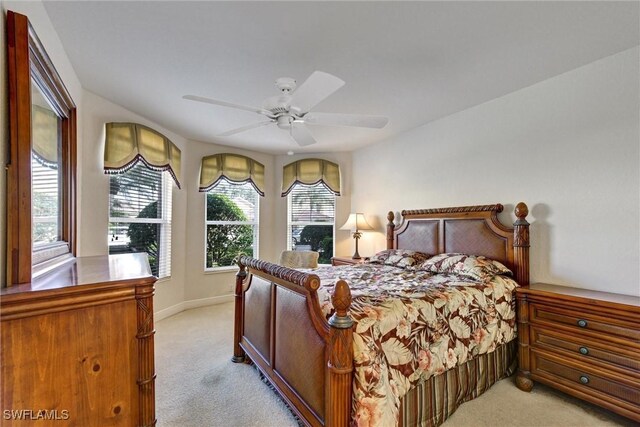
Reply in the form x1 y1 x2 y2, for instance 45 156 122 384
519 283 640 309
1 253 154 297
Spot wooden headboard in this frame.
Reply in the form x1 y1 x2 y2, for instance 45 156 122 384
386 203 530 286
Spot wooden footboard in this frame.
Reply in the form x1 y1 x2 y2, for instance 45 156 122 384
232 256 353 427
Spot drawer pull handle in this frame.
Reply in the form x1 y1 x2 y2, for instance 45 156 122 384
579 375 590 384
577 319 588 328
579 347 589 355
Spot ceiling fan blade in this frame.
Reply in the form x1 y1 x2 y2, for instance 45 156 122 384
218 120 274 137
303 112 389 129
183 95 272 116
289 71 345 115
290 123 317 147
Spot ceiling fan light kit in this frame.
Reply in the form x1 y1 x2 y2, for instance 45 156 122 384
183 71 389 147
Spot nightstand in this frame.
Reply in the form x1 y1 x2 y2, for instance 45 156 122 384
331 256 368 266
516 283 640 422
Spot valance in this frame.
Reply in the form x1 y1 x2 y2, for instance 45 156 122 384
281 158 341 196
32 105 59 168
104 122 182 188
199 153 265 196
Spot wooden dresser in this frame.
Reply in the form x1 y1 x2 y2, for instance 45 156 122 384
516 283 640 422
1 254 157 426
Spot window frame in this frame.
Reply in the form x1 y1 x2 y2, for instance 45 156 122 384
204 180 260 272
6 11 77 285
107 165 173 279
287 183 336 262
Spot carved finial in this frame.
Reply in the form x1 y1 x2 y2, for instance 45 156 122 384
515 202 528 219
235 257 246 276
387 211 394 224
307 276 320 291
331 280 352 319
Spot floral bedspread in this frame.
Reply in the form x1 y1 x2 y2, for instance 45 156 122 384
308 263 519 427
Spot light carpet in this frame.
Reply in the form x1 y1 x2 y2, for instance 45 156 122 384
155 303 635 427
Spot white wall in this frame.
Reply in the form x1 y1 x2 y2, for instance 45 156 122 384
81 91 187 313
352 47 640 296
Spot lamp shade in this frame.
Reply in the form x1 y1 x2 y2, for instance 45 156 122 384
340 213 373 231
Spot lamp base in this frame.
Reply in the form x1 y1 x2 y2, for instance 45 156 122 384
351 232 362 260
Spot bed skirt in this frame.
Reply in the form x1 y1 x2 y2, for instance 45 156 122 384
252 339 517 427
398 339 518 427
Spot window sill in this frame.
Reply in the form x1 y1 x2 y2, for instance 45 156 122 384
32 253 75 280
204 266 238 275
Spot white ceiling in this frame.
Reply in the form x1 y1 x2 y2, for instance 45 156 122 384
43 1 639 154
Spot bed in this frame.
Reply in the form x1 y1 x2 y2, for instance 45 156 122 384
232 203 530 427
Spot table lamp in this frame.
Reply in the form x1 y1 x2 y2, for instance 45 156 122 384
339 213 373 259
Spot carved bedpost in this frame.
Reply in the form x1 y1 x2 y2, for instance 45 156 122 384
232 262 247 363
387 211 395 250
513 202 530 287
516 293 534 392
135 281 156 427
326 280 354 427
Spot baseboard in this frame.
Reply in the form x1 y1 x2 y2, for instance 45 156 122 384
155 302 186 322
183 294 234 310
155 294 234 321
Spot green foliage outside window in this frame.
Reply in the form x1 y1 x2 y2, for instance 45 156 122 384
206 193 254 268
32 191 59 243
299 225 333 264
128 201 159 275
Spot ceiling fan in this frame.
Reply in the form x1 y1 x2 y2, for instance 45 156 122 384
183 71 389 147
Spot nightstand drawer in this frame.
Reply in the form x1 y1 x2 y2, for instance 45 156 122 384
531 326 640 373
532 350 640 406
531 302 640 341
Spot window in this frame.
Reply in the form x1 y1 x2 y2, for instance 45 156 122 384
108 163 172 278
7 11 77 285
287 183 335 264
205 180 259 270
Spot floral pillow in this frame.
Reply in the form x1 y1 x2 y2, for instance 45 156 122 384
417 253 512 282
368 249 431 269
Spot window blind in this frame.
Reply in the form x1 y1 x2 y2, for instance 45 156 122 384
287 183 335 263
108 162 172 278
32 155 61 245
289 183 335 223
205 179 259 269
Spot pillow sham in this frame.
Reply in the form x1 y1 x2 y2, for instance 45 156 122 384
368 249 431 269
418 253 512 282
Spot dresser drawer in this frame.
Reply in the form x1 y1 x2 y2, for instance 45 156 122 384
531 350 640 407
531 326 640 373
530 302 640 341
